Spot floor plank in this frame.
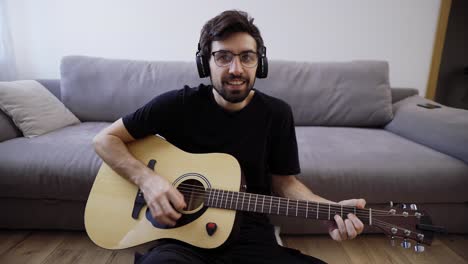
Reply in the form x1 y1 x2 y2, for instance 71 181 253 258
283 235 353 264
439 235 468 261
0 231 65 264
0 230 31 256
1 231 467 263
41 232 112 264
342 235 412 264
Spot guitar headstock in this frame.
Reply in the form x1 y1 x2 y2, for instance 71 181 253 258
371 202 442 252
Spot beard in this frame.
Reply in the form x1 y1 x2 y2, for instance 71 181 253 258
211 74 255 103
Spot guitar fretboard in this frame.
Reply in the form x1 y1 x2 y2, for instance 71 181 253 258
204 189 371 225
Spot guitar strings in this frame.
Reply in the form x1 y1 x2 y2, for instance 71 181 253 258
175 184 410 217
173 184 415 217
175 183 399 216
144 182 424 239
176 188 420 235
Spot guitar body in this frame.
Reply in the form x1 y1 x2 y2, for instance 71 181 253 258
85 135 241 249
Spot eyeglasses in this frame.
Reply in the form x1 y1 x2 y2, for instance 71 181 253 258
211 50 259 68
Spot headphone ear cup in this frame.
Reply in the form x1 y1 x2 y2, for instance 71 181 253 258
202 56 210 77
256 56 268 78
196 52 210 78
256 47 268 79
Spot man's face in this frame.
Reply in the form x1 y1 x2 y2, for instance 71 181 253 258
209 32 258 104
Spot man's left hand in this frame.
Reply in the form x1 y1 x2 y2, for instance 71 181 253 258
327 198 366 241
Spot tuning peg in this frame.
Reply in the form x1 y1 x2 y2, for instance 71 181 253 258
389 201 394 207
414 243 425 253
410 204 418 211
390 236 396 247
401 239 411 249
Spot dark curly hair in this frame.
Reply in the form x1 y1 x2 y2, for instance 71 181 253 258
199 10 264 59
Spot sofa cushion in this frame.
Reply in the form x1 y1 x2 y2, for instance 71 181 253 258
296 126 468 204
0 80 80 137
255 61 393 127
0 122 108 201
60 56 209 122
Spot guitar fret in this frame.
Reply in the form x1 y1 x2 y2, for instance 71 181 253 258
221 190 225 208
224 190 229 209
241 193 245 211
247 193 251 211
262 196 265 213
208 189 214 206
341 204 343 218
230 191 234 209
306 201 308 218
296 200 298 217
213 190 218 207
277 197 281 215
255 195 258 212
269 196 272 214
212 189 216 207
286 199 289 216
218 189 222 208
236 192 239 210
220 190 224 208
207 189 212 206
316 202 319 219
328 204 331 220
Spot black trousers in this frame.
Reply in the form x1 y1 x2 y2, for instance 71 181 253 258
135 221 326 264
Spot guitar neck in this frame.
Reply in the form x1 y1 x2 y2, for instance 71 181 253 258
205 189 372 225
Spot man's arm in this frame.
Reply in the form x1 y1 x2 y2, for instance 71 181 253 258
93 118 186 226
272 175 365 241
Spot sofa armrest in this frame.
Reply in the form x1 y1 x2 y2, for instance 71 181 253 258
0 109 22 142
385 95 468 164
390 87 419 103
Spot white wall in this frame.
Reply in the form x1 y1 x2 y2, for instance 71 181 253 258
6 0 440 95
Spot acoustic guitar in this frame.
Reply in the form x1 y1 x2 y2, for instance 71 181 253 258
85 135 441 251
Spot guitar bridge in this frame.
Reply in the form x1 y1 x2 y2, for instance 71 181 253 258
131 159 157 219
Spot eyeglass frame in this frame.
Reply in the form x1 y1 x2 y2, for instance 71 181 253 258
211 50 259 68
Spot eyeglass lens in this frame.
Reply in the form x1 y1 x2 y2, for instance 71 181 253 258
213 51 258 67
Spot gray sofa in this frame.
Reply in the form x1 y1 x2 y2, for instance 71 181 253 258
1 56 467 235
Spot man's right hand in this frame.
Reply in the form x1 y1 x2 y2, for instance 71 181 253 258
139 173 187 226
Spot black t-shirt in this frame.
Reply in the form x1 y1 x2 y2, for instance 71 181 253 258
122 84 300 224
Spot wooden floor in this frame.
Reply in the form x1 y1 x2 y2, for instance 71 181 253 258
0 230 467 264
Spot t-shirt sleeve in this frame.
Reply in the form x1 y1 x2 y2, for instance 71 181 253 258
268 103 301 176
122 89 182 139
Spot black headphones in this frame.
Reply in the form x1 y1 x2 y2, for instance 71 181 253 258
196 44 268 79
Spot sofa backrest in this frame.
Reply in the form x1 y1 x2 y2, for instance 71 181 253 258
255 60 393 126
60 56 209 122
60 56 393 126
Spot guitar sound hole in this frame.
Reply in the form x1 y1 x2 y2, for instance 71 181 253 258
177 179 206 212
